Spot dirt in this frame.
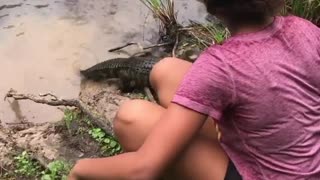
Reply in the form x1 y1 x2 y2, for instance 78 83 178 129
1 123 89 162
78 80 130 133
0 116 106 178
0 79 147 178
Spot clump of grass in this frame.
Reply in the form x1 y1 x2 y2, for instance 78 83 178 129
140 0 231 55
140 0 181 44
184 22 230 47
140 0 178 30
283 0 320 26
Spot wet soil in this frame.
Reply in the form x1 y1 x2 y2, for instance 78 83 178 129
0 115 104 179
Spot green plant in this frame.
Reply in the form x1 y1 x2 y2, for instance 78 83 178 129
140 0 177 28
88 128 122 156
41 160 72 180
13 151 42 177
141 0 181 42
83 116 93 126
283 0 320 26
63 109 79 132
190 22 229 46
140 0 230 54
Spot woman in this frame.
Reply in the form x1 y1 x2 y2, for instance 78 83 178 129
69 0 320 179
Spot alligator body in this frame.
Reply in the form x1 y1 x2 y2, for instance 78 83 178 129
80 56 161 91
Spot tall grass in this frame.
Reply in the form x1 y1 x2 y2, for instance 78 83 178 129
140 0 320 49
141 0 320 27
283 0 320 26
182 22 230 47
140 0 228 46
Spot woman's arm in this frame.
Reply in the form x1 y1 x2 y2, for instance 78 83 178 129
68 103 207 180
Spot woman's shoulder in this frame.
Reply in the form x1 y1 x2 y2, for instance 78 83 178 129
281 15 320 45
197 45 228 64
282 15 316 25
281 15 319 33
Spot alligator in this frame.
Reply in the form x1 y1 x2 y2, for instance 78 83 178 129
79 44 202 93
80 55 163 92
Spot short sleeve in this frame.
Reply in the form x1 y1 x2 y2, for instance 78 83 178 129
171 47 235 121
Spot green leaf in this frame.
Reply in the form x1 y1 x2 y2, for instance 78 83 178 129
61 175 68 180
110 141 118 148
22 151 27 156
41 174 52 180
116 145 121 151
104 139 111 144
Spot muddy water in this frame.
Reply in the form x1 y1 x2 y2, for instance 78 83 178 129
0 0 207 124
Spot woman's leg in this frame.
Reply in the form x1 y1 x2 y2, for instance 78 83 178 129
149 57 220 140
114 100 228 180
114 58 228 179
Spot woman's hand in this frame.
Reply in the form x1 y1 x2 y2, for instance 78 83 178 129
68 172 77 180
68 159 89 180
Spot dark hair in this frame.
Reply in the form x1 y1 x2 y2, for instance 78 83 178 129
204 0 284 25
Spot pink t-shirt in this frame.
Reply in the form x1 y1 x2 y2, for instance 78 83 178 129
172 16 320 180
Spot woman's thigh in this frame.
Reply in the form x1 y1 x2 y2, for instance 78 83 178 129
114 100 228 180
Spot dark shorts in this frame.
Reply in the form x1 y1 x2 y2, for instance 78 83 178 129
224 161 242 180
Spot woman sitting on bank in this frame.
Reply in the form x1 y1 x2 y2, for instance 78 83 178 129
69 0 320 179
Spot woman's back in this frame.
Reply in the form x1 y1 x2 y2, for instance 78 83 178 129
173 15 320 179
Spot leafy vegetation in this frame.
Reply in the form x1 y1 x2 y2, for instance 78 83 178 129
89 128 123 156
63 109 123 156
283 0 320 26
13 151 43 177
12 151 71 180
4 109 122 180
41 160 71 180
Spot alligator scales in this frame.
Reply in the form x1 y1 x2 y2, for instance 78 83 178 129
80 56 160 91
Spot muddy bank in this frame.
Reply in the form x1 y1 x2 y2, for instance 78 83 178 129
0 0 208 124
0 121 100 179
0 82 147 178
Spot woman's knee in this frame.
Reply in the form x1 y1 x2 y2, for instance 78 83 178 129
114 99 163 137
150 57 191 90
150 57 174 89
114 100 144 136
114 99 164 151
